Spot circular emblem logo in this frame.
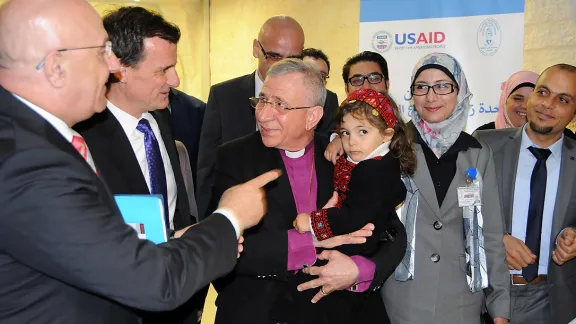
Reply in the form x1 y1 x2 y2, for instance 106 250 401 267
477 18 501 56
372 31 393 53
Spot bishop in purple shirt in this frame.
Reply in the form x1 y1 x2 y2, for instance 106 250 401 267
209 59 407 324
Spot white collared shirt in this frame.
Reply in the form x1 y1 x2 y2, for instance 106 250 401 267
12 94 98 173
107 100 177 230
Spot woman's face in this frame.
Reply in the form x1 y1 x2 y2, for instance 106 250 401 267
505 86 534 127
412 68 458 123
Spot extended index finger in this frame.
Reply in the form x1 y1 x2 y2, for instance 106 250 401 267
244 169 282 188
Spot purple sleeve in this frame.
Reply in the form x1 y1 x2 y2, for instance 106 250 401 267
287 229 317 271
348 255 375 292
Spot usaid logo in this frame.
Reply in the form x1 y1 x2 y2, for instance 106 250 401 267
372 31 393 53
477 18 501 56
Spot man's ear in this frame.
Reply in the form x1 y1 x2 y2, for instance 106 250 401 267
306 105 324 130
43 51 66 88
253 39 260 59
114 66 128 82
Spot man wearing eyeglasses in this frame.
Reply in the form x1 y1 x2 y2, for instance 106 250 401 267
197 17 339 220
209 58 406 324
325 51 391 163
0 0 280 323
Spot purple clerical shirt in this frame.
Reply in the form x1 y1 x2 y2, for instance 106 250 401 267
282 140 374 292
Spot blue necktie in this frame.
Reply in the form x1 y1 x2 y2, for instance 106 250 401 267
523 146 551 282
136 119 169 230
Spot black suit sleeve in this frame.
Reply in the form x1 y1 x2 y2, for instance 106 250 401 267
197 85 222 219
0 146 238 312
312 159 406 256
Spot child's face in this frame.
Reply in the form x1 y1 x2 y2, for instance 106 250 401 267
339 114 394 162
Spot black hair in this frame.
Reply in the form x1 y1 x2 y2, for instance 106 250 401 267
342 51 389 84
302 48 330 72
103 6 180 67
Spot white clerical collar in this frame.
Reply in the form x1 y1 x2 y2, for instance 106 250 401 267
347 141 390 164
284 148 305 159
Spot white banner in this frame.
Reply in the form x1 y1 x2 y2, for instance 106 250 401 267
359 1 525 133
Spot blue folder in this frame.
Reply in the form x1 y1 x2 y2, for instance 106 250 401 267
114 194 168 244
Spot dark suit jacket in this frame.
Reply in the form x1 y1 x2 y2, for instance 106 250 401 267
0 86 238 324
210 132 406 324
75 107 193 229
168 88 205 184
474 128 576 324
196 72 339 219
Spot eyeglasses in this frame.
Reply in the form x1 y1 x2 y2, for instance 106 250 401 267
347 72 385 87
36 41 113 70
249 96 314 115
411 83 456 96
257 40 301 62
320 72 330 82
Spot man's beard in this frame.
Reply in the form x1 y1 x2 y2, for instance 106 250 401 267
529 120 554 135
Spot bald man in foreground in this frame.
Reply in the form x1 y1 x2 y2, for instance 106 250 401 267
196 16 339 219
0 0 279 323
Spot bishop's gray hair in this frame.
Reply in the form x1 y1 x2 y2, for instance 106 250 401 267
266 58 327 107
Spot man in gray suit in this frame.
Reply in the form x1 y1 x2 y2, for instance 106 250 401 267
475 64 576 324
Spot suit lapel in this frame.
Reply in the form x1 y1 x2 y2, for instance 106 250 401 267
152 109 191 228
551 138 576 239
254 140 298 224
97 109 150 194
412 143 441 219
498 129 523 232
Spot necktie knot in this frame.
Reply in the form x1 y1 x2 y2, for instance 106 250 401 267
71 135 88 161
528 147 551 161
136 118 153 135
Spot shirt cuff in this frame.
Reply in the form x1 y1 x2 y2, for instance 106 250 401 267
287 230 316 271
348 256 376 292
213 208 240 239
329 133 338 142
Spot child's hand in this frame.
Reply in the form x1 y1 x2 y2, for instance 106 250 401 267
324 136 344 165
293 213 311 233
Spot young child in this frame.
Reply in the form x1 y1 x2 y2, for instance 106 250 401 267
277 89 416 324
293 88 416 257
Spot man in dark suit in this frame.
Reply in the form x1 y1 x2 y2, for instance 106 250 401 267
0 0 279 323
475 64 576 324
73 7 205 322
210 59 406 324
168 88 206 184
197 16 339 219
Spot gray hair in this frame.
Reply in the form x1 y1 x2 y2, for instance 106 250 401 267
266 58 327 107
